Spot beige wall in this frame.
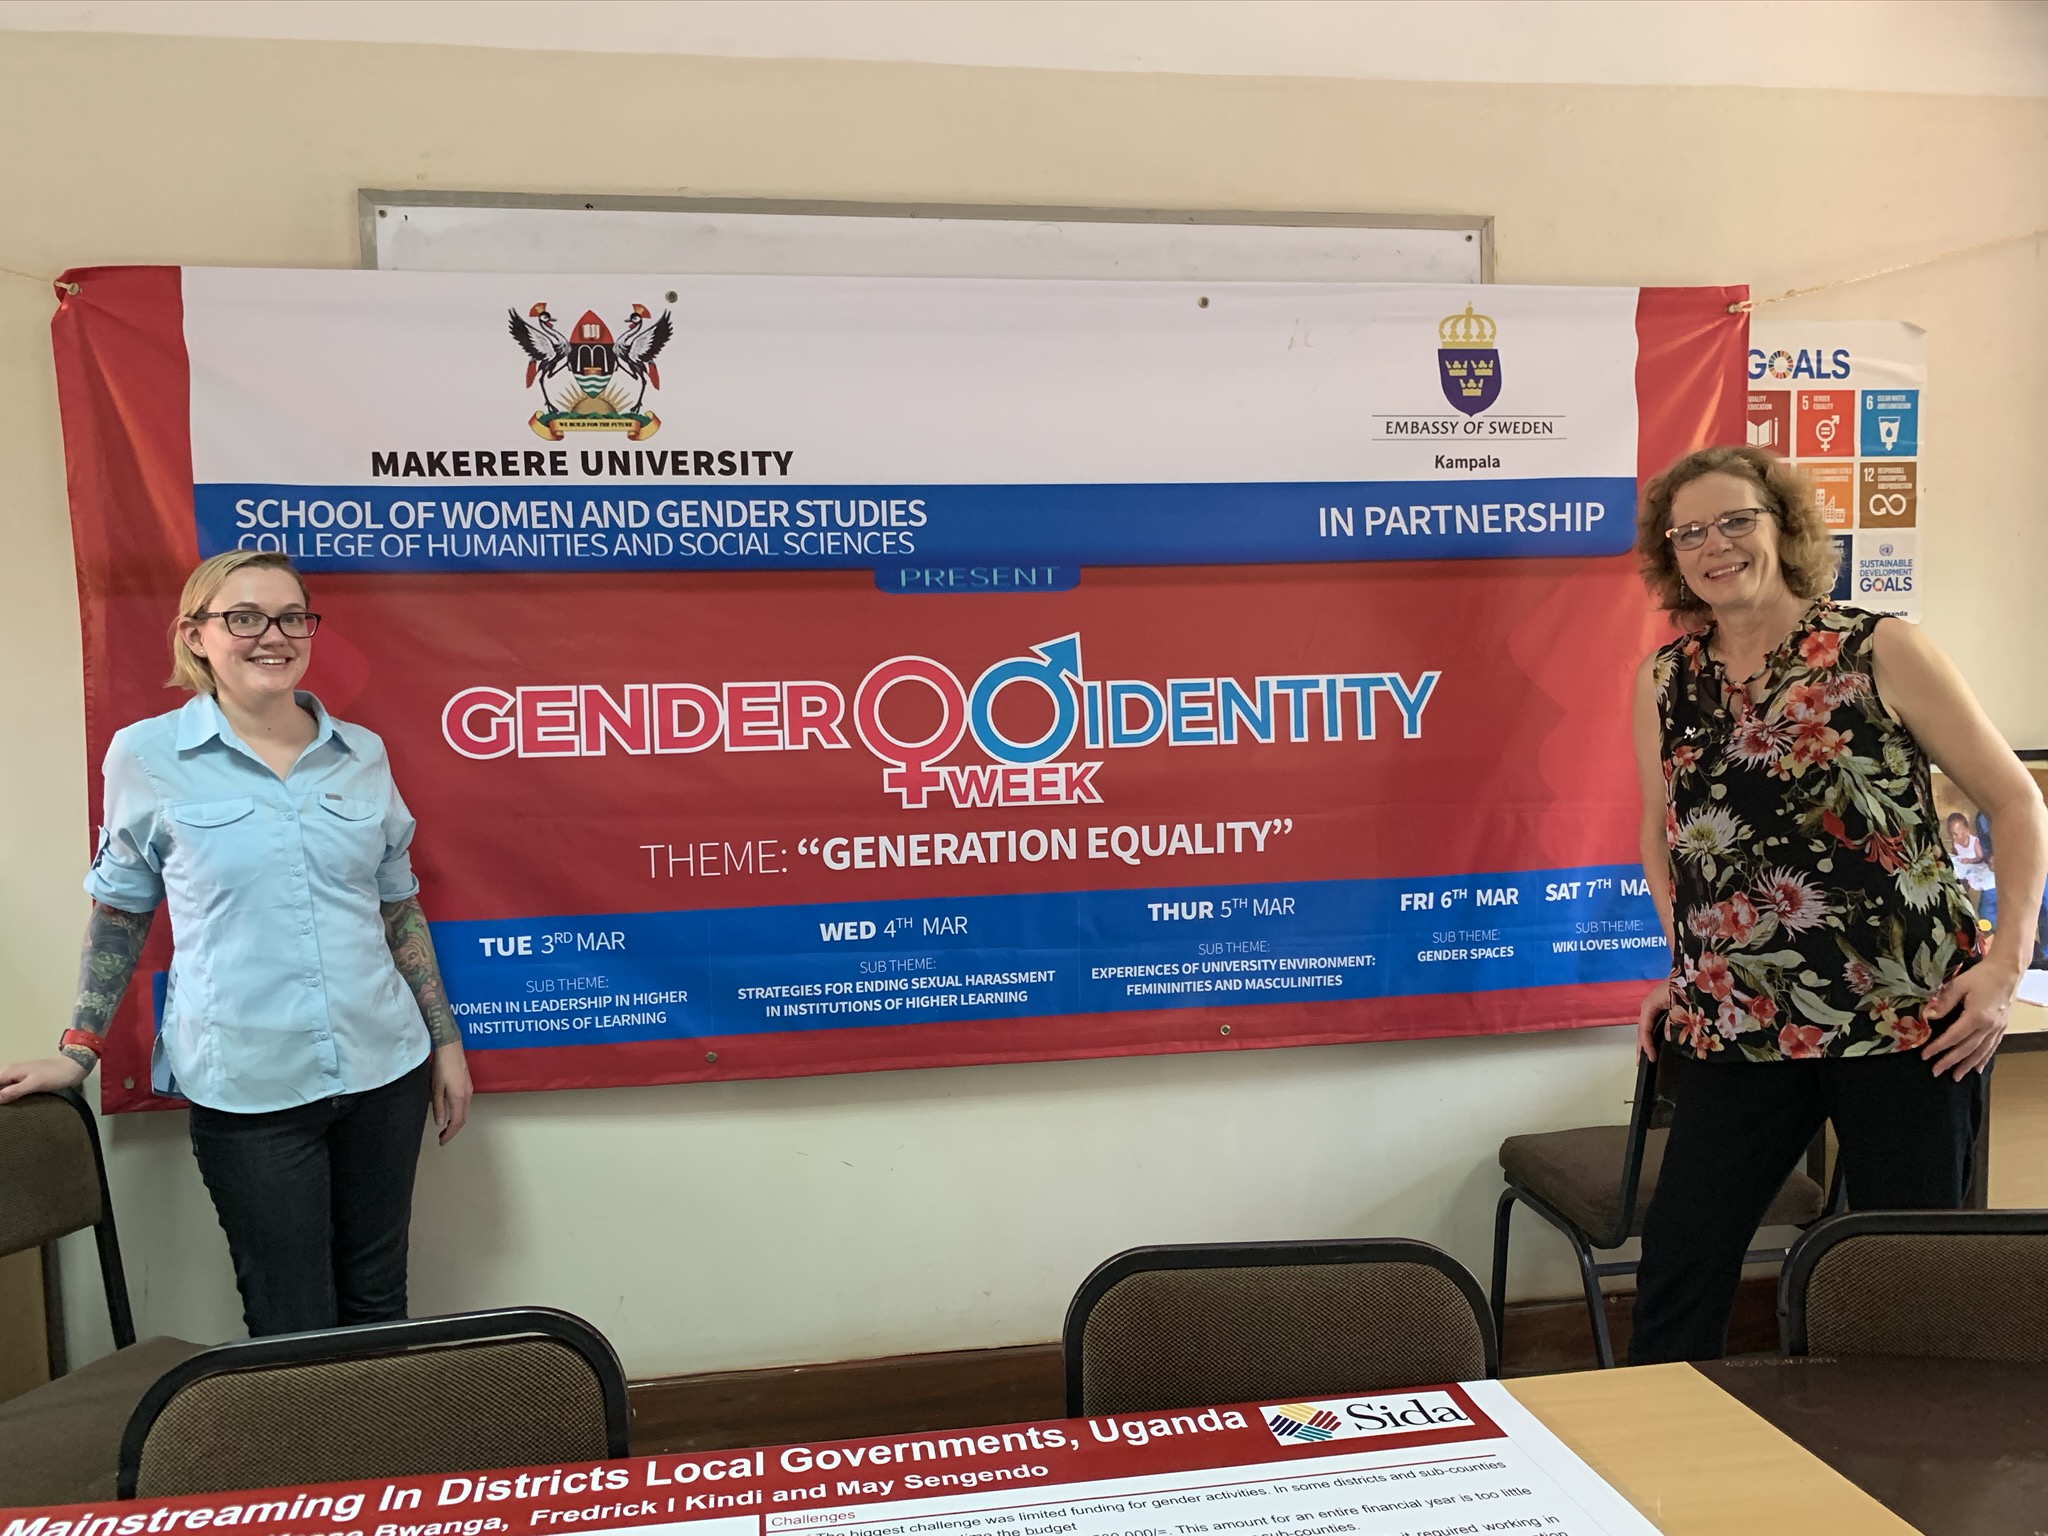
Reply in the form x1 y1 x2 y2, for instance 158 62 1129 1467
3 31 2044 1377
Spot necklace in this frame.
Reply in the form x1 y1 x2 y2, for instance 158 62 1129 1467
1709 598 1822 694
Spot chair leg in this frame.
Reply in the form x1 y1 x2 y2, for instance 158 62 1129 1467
1573 1238 1617 1369
1489 1189 1517 1355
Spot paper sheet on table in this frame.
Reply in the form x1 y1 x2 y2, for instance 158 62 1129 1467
0 1381 1660 1536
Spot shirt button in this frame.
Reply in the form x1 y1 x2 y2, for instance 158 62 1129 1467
305 977 318 988
282 810 296 821
300 924 312 935
291 867 305 877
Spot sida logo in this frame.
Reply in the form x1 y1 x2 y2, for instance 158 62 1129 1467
1265 1404 1341 1443
1747 346 1852 383
508 301 673 442
1437 304 1501 416
1261 1392 1477 1446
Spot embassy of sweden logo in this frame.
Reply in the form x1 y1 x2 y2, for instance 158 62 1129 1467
1437 303 1501 417
508 302 674 442
1265 1404 1341 1443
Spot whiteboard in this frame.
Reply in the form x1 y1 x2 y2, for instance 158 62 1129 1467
359 192 1490 283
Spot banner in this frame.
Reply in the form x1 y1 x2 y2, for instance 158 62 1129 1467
1745 319 1925 620
0 1380 1662 1534
53 269 1745 1109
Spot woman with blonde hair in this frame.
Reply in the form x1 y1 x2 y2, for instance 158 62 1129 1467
1626 444 2046 1363
0 550 471 1336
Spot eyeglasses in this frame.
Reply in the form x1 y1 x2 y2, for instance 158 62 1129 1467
193 609 323 639
1664 508 1770 551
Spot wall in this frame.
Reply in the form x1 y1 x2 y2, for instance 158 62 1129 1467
2 31 2044 1377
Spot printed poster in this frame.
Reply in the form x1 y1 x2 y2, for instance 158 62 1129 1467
52 269 1745 1107
0 1380 1663 1533
1746 320 1925 621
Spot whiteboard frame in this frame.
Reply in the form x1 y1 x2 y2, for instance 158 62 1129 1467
355 190 1494 281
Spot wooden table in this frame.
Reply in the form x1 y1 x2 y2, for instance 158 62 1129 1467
1507 1362 1918 1534
1697 1354 2048 1536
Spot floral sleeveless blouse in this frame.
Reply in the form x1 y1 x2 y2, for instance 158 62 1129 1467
1654 601 1981 1062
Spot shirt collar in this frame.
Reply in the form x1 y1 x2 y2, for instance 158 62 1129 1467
1693 597 1833 674
175 691 351 756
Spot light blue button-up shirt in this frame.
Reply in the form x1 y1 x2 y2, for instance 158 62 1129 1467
85 692 430 1113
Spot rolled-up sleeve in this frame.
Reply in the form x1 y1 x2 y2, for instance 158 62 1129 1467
84 738 166 912
376 777 421 903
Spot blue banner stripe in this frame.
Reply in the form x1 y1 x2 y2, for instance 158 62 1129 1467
195 478 1636 572
433 865 1664 1050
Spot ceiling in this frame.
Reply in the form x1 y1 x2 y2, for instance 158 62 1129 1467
2 0 2045 97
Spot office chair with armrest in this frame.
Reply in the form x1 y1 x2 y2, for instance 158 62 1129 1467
117 1305 632 1497
0 1089 205 1506
1490 1045 1829 1368
1780 1209 2048 1361
1063 1238 1497 1418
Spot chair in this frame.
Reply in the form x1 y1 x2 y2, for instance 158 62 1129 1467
1489 1047 1828 1368
118 1306 631 1497
0 1089 206 1506
1063 1238 1497 1417
1780 1209 2048 1362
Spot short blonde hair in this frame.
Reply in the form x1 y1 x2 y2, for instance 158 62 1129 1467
168 551 311 694
1635 445 1839 626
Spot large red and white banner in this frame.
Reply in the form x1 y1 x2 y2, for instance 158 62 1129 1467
52 268 1745 1110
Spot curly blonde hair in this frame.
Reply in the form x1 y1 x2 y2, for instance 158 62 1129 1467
168 551 311 694
1635 445 1838 626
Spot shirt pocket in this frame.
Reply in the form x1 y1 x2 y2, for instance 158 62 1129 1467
165 797 265 887
309 793 386 887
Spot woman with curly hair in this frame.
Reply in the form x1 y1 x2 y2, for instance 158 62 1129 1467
1626 444 2046 1364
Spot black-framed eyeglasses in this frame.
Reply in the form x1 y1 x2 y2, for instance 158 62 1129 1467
193 609 323 639
1664 508 1770 552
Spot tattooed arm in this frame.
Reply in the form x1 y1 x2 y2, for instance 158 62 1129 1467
0 902 156 1103
381 896 472 1143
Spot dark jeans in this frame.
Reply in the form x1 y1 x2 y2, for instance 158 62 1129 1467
188 1057 431 1337
1628 1049 1987 1365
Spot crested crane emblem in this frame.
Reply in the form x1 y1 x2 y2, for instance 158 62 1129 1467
508 301 673 440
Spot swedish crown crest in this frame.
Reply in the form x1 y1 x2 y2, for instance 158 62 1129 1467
1437 302 1501 417
1438 304 1497 347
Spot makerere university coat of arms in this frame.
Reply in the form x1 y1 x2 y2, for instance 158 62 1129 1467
508 302 673 440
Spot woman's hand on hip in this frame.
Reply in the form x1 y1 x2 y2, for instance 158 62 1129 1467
0 1054 90 1104
430 1040 473 1144
1636 980 1674 1062
1922 964 2017 1078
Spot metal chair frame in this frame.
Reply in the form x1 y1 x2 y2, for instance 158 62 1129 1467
2 1088 138 1373
1062 1237 1499 1417
1778 1207 2048 1357
116 1306 631 1498
1488 1050 1828 1369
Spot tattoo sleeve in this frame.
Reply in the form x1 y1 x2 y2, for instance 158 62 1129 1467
381 896 460 1049
72 902 155 1039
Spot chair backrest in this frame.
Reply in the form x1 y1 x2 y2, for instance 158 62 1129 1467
0 1090 106 1257
0 1088 135 1353
1780 1210 2048 1362
119 1307 631 1497
1648 1039 1689 1129
1063 1239 1497 1417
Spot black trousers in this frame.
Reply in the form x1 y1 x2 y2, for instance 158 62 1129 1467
1627 1049 1987 1365
188 1057 432 1338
